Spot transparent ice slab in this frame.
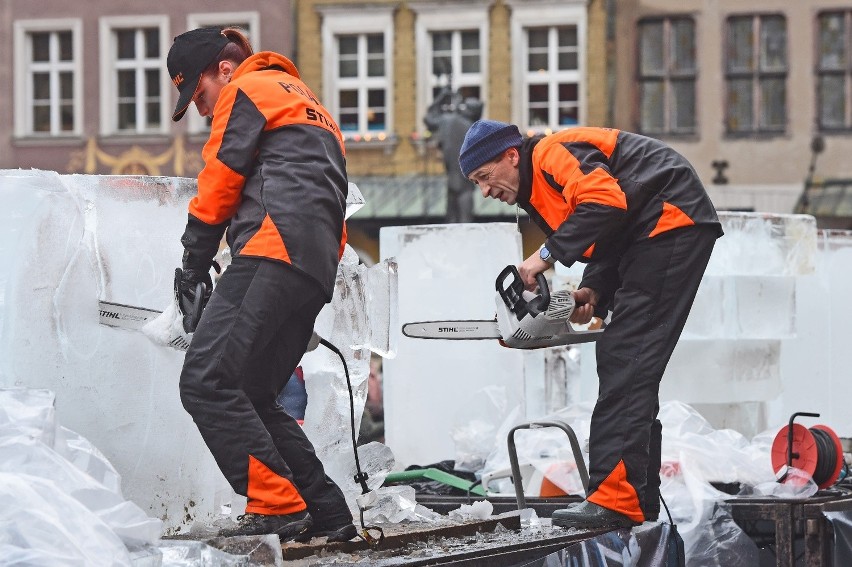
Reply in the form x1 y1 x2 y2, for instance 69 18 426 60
0 171 390 535
682 275 796 340
661 339 781 403
709 212 816 276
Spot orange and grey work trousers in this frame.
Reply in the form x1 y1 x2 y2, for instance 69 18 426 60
179 256 351 527
585 224 718 523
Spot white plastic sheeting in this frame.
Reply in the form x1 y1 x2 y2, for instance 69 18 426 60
0 388 253 566
476 399 828 566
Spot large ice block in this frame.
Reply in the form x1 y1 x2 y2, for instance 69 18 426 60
768 230 852 436
522 347 582 419
299 245 398 506
660 339 781 404
0 170 386 533
0 171 229 534
566 212 817 434
380 223 526 468
681 275 796 340
709 212 816 276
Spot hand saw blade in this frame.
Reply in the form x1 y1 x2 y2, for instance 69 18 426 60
401 320 500 340
98 300 161 331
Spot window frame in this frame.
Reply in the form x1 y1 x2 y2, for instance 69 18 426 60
507 0 588 134
13 18 84 139
185 12 261 135
723 13 788 137
636 16 698 137
816 10 852 132
318 5 395 144
98 15 171 137
411 3 490 137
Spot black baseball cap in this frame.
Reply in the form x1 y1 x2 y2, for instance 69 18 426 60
167 27 229 122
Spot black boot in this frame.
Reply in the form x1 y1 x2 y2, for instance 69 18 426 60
219 510 313 540
551 500 639 529
294 521 358 543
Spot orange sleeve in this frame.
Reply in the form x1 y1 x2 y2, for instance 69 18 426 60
190 86 257 225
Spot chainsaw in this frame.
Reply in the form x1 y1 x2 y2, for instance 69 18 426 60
402 265 604 349
97 279 205 351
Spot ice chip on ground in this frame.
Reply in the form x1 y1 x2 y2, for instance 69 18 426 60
449 500 493 521
158 539 253 566
362 485 442 524
520 508 540 530
340 442 395 516
355 442 395 490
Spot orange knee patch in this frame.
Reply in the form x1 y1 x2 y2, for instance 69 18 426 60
245 454 307 515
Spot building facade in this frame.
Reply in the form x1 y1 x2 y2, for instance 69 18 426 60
1 1 293 177
610 0 852 227
6 0 845 262
295 0 610 258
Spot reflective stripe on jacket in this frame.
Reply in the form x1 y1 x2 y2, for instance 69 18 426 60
517 128 721 265
182 51 348 299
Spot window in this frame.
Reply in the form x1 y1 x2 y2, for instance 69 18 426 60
337 33 387 134
429 30 482 102
724 14 787 135
524 25 580 129
186 12 260 134
508 2 587 133
319 7 394 143
817 11 852 131
99 16 170 136
412 5 489 138
13 19 83 138
638 17 697 136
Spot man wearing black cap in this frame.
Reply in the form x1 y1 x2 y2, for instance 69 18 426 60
459 120 723 529
166 27 356 542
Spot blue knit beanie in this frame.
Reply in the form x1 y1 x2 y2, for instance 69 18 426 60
458 120 523 177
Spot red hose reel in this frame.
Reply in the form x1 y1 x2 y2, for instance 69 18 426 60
771 412 844 489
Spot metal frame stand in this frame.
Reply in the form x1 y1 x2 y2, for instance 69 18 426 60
507 420 589 511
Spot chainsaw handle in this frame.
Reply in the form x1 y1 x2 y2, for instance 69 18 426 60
529 272 550 314
495 265 551 317
190 281 205 331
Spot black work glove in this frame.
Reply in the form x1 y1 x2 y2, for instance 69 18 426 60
174 267 213 333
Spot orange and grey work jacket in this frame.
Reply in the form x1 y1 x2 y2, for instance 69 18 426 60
517 127 722 312
181 51 348 300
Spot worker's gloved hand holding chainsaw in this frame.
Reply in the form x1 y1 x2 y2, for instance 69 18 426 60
174 251 218 333
569 287 599 325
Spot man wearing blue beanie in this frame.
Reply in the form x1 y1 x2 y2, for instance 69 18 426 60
459 121 723 530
